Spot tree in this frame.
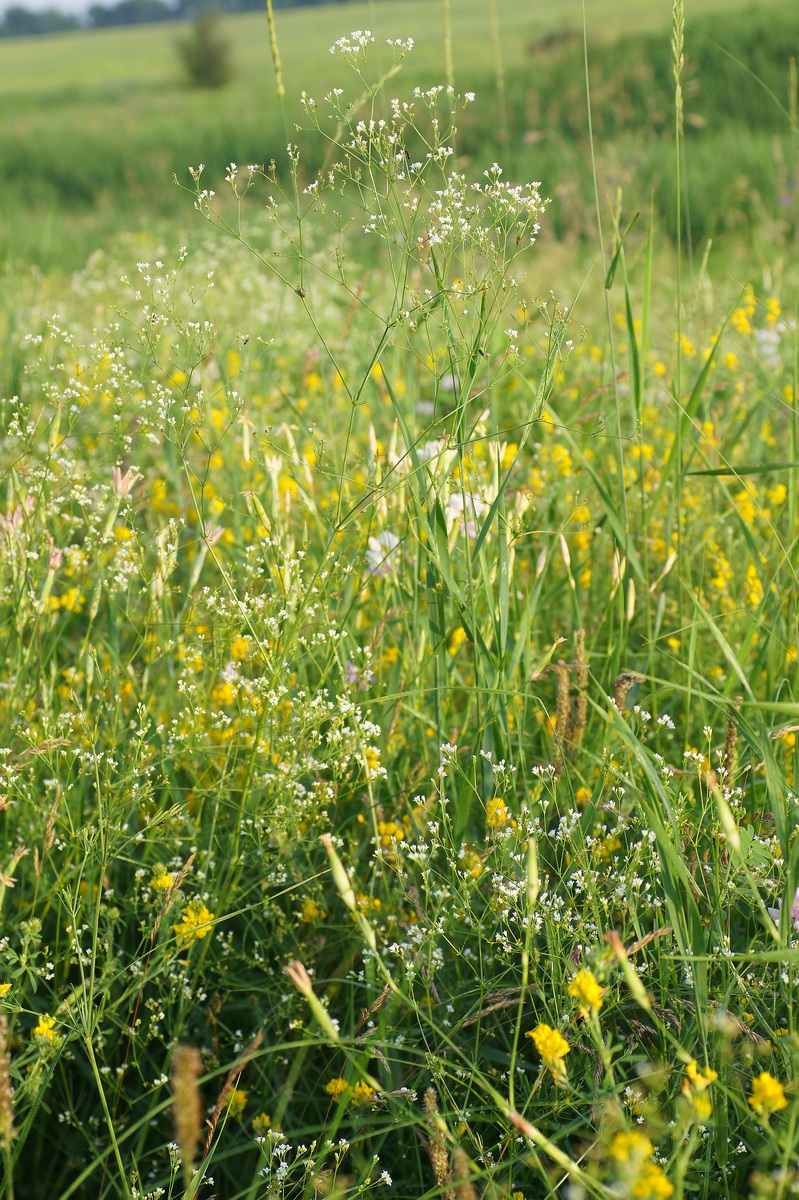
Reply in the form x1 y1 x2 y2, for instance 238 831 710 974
176 10 232 88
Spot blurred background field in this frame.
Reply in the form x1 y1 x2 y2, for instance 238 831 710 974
1 0 798 270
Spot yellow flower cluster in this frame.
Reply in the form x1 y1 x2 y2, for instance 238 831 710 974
301 897 327 923
527 1022 570 1085
485 796 508 830
681 1060 717 1121
324 1077 376 1105
33 1014 60 1044
567 968 604 1015
252 1111 272 1136
226 1088 247 1118
174 899 215 945
749 1072 788 1118
609 1131 673 1199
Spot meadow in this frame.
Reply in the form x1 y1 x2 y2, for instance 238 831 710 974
2 1 799 1198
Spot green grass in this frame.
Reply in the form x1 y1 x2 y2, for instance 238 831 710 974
1 7 799 1199
1 0 797 271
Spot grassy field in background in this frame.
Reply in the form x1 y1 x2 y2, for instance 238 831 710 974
0 0 783 97
1 0 797 270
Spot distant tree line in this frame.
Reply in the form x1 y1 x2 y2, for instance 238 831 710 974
0 0 347 37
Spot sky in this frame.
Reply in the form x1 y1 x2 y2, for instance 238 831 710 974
3 0 90 12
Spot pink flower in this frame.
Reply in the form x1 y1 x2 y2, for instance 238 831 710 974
768 887 799 930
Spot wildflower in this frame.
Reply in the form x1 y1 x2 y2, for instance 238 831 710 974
681 1060 717 1120
567 968 604 1015
748 1072 788 1118
0 985 10 998
33 1014 60 1045
301 897 326 923
351 1080 376 1104
485 797 508 830
150 867 174 891
575 786 591 806
684 1061 717 1092
458 845 483 878
325 1077 349 1100
231 636 251 660
445 491 487 538
609 1131 654 1162
252 1111 272 1136
365 747 381 777
632 1162 674 1199
376 820 405 850
227 1088 247 1118
365 531 400 576
527 1022 570 1084
174 900 215 945
211 680 236 707
767 886 799 930
447 626 468 655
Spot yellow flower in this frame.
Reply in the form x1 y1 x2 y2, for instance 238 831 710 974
723 351 739 370
325 1077 349 1100
150 867 174 891
632 1162 674 1200
376 820 405 850
0 984 10 997
458 845 483 878
527 1023 570 1084
34 1014 60 1044
174 899 215 945
734 487 757 528
567 968 604 1015
486 797 508 830
744 562 764 607
351 1080 376 1104
301 897 326 923
732 308 751 334
684 1061 717 1092
447 626 468 655
231 636 251 661
227 1088 247 1118
749 1072 788 1118
252 1111 272 1136
364 747 381 777
609 1131 654 1163
211 681 236 707
766 297 782 324
575 786 592 806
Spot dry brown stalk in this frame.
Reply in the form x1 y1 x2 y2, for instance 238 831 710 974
0 1013 15 1148
171 1045 203 1173
723 696 742 779
574 628 588 742
423 1087 454 1200
612 671 644 713
202 1029 263 1160
452 1146 478 1200
552 659 572 777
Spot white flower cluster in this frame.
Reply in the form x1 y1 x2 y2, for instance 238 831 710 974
329 28 375 55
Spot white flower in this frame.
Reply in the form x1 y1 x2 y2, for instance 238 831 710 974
446 492 487 538
365 531 400 576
